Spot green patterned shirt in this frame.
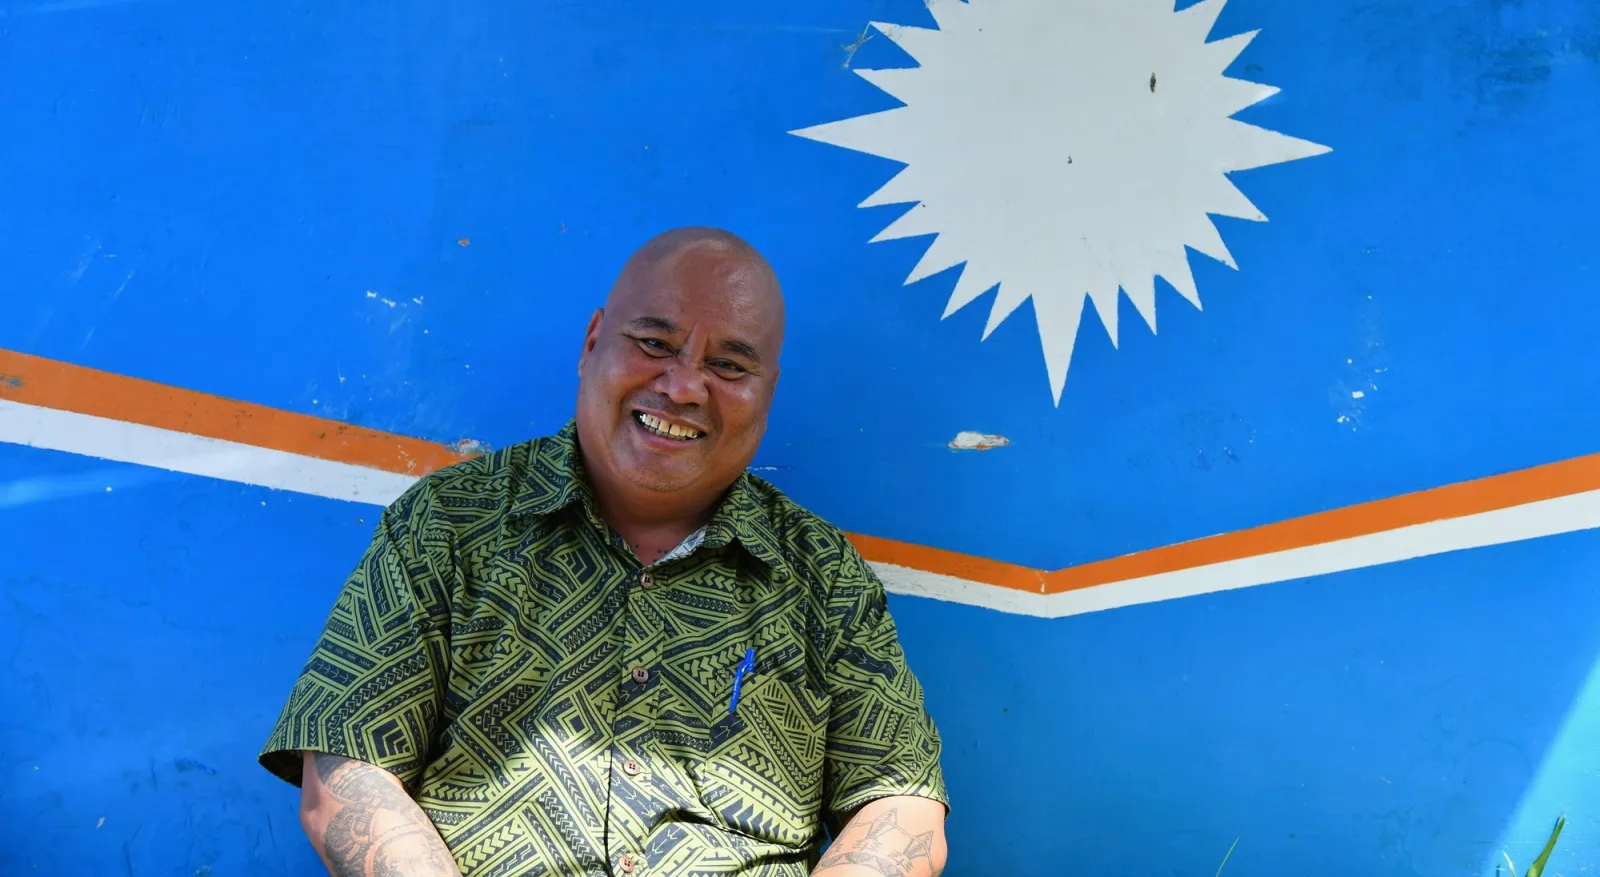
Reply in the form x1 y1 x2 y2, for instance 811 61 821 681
260 422 947 876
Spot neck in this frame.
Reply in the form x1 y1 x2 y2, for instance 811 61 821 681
583 467 724 566
596 490 716 565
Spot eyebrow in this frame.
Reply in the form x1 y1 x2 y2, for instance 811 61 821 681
718 339 762 365
628 316 679 334
628 315 764 365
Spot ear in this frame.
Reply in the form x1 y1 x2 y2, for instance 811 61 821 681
756 364 781 433
577 308 605 376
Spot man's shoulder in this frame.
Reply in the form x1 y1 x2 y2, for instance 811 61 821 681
390 432 569 527
739 473 871 582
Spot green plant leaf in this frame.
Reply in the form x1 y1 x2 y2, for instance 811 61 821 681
1525 815 1566 877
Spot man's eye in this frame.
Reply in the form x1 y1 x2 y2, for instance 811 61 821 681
635 337 673 357
708 360 748 378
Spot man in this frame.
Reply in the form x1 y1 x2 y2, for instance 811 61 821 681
260 227 949 877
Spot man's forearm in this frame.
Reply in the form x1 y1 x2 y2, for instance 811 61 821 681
813 795 947 877
300 752 460 877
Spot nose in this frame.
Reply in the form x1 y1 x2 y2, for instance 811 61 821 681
655 356 710 407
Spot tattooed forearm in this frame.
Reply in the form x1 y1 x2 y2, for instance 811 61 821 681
816 849 925 877
303 753 459 877
814 805 944 877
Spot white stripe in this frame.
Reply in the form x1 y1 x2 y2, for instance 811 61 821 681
0 400 417 506
4 397 1598 618
873 564 1058 615
882 487 1600 617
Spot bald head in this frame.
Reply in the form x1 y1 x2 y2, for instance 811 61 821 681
605 226 785 344
575 226 786 519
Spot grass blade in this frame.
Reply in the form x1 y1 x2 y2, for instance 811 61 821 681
1215 837 1240 877
1525 815 1566 877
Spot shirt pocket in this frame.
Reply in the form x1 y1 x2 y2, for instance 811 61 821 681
691 673 832 849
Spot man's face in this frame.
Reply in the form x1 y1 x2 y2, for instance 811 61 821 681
575 243 783 501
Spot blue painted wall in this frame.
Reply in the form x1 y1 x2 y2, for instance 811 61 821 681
2 0 1599 874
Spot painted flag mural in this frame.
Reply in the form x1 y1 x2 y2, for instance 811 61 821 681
1 0 1598 874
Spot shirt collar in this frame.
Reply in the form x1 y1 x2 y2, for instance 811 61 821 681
505 419 587 521
702 471 787 572
508 419 786 572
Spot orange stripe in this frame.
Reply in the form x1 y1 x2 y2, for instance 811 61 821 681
4 347 1597 594
1040 451 1600 593
0 349 472 476
847 532 1050 592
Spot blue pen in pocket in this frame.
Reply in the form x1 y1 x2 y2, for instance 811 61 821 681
728 647 756 713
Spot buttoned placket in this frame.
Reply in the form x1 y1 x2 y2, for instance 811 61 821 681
605 561 668 875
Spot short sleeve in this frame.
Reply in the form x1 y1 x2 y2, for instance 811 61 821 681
821 541 949 828
258 485 451 790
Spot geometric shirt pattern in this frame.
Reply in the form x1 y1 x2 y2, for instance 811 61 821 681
259 420 948 876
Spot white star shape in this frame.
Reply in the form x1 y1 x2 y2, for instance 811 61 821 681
793 0 1331 403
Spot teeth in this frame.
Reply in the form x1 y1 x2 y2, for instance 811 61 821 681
637 412 700 440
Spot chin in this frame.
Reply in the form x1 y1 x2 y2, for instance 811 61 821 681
624 467 702 495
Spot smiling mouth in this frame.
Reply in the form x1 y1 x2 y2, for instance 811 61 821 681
633 411 705 441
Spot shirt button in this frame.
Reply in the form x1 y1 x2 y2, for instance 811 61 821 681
619 855 638 873
630 666 650 685
639 570 654 590
622 759 642 776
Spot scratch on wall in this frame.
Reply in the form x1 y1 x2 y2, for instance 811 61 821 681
1 0 166 14
841 25 874 69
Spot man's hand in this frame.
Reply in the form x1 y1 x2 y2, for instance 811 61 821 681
299 751 461 877
813 795 947 877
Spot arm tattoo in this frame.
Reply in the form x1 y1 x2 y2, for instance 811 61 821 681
312 754 458 877
815 808 939 877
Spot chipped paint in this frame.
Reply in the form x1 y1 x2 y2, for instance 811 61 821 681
451 437 491 455
949 431 1010 451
